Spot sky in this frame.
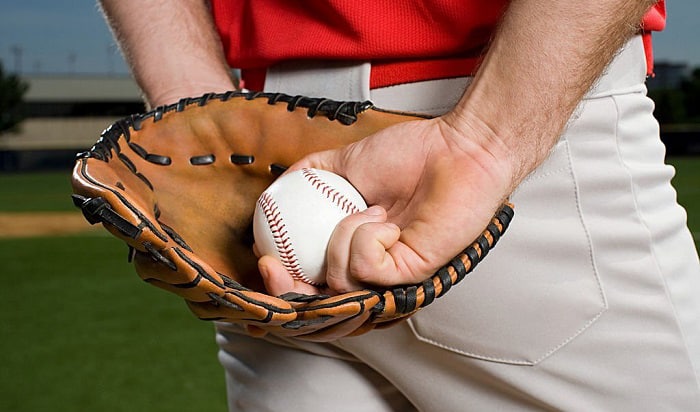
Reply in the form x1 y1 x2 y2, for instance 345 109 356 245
0 0 698 76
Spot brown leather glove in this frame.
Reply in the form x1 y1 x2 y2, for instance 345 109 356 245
71 91 514 342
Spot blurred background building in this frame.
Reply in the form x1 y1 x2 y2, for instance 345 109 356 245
0 74 142 171
648 62 692 91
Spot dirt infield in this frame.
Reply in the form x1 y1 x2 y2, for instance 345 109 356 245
0 212 100 238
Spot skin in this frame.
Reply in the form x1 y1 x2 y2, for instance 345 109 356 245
99 0 236 107
100 0 657 296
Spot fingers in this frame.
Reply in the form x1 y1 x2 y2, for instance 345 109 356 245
257 205 395 296
258 255 320 296
349 222 408 286
326 206 401 293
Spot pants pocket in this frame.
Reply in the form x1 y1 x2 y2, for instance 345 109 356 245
408 140 607 365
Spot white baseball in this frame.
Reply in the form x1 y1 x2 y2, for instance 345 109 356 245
253 168 368 285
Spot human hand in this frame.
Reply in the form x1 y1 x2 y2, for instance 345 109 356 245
258 115 515 295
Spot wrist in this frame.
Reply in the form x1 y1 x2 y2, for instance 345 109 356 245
439 109 526 194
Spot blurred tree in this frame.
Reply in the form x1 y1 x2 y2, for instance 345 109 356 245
649 66 700 125
649 88 686 124
681 68 700 122
0 61 29 134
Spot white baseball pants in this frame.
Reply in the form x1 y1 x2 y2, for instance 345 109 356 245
215 35 700 411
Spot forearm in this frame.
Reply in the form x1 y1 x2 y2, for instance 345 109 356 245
99 0 234 107
447 0 655 190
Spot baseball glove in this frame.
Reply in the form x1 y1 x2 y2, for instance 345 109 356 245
71 91 514 342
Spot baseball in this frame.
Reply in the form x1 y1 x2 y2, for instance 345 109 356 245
253 168 368 285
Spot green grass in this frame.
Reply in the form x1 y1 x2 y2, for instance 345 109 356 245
0 235 226 412
0 171 76 212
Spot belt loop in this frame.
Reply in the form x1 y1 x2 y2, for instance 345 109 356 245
370 78 471 115
263 61 371 101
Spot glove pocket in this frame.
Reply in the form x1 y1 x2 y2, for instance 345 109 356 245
408 140 607 365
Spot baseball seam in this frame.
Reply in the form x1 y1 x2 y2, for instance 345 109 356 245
257 191 319 285
301 169 362 214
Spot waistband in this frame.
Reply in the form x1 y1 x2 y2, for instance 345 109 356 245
260 35 647 115
244 54 482 92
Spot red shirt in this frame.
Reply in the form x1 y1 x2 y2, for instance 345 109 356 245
210 1 666 89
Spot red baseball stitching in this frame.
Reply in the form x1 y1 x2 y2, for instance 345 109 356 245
257 191 319 285
301 168 362 214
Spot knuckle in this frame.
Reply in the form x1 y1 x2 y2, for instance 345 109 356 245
349 253 376 283
334 217 360 234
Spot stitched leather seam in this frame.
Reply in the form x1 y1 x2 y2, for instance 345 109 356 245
257 191 318 285
301 168 362 215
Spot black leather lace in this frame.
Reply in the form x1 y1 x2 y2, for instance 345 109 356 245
78 91 374 162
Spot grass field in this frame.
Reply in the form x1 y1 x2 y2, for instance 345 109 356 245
0 236 226 411
0 172 227 410
0 172 78 212
0 158 698 411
